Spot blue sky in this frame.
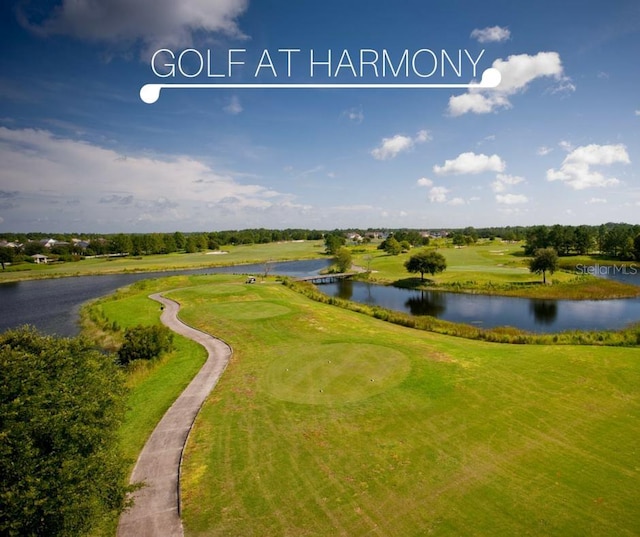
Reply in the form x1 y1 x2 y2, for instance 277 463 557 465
0 0 638 232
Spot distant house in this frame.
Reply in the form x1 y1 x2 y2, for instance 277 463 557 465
40 238 57 249
31 254 49 264
71 239 91 249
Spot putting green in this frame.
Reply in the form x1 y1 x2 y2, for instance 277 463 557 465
263 342 411 405
206 300 291 320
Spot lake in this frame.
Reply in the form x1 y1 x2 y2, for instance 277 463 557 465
1 260 639 336
0 259 330 337
316 279 640 333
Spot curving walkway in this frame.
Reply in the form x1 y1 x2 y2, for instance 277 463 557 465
117 293 232 537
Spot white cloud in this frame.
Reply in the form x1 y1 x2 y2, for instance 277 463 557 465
470 26 511 43
448 197 466 206
559 140 574 152
428 186 449 203
371 130 431 160
434 152 505 175
496 193 528 204
586 197 607 204
491 173 524 193
448 51 573 116
0 127 304 230
546 143 630 190
415 130 431 143
537 146 553 156
416 177 433 187
20 0 249 51
635 110 640 116
223 95 243 115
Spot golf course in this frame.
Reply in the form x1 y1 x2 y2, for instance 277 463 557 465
83 270 640 536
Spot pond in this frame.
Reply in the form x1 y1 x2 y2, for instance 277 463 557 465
1 260 639 336
0 259 330 337
316 273 640 333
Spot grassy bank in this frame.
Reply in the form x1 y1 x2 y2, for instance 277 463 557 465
284 279 640 346
81 276 210 536
0 240 326 283
352 242 640 300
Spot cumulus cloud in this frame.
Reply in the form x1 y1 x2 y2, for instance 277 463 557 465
434 152 505 175
491 173 524 192
537 146 553 156
496 193 528 204
428 186 449 203
371 130 431 160
416 177 433 187
448 197 466 206
586 197 607 204
448 51 573 116
0 127 304 230
546 143 630 189
19 0 249 51
470 26 511 43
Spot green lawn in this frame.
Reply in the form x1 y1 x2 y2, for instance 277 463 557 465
157 276 639 536
82 272 640 536
0 240 326 282
355 241 640 299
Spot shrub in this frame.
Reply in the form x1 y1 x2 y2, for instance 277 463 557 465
117 324 174 366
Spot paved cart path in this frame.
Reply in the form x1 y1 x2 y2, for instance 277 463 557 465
117 293 232 537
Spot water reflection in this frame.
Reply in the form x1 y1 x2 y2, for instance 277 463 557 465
318 279 640 333
405 291 447 317
529 300 558 325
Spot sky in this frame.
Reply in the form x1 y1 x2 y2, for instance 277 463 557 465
0 0 639 233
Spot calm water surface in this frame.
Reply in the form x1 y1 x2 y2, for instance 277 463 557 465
0 259 330 337
1 260 638 336
317 269 640 333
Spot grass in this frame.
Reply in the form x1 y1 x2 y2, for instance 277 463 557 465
354 241 640 300
0 240 326 282
80 276 211 537
127 275 640 537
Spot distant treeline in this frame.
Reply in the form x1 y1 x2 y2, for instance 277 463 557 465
2 223 639 261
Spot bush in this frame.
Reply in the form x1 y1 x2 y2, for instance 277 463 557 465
117 324 174 366
0 326 129 535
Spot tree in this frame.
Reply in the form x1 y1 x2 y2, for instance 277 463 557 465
404 250 447 281
334 247 353 273
110 233 133 255
324 233 346 255
117 324 174 366
529 247 559 284
0 327 130 536
0 246 14 270
383 237 402 256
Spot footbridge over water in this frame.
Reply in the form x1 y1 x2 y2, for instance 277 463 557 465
296 272 358 284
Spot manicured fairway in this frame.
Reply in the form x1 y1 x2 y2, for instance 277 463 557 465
152 276 640 537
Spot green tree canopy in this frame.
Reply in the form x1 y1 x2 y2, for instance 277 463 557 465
334 247 353 273
404 250 447 281
117 324 174 366
383 237 402 256
324 233 346 255
529 247 559 284
0 327 130 536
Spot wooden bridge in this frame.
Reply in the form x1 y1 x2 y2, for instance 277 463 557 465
296 272 358 284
